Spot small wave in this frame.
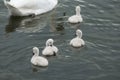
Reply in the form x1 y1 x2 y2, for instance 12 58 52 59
74 0 86 3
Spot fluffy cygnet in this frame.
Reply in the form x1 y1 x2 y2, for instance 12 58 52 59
68 6 83 23
42 39 58 56
31 47 48 67
70 29 85 47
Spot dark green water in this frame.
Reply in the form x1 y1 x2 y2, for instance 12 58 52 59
0 0 120 80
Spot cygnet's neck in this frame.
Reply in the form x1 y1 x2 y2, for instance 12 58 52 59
77 34 82 38
76 32 82 38
76 7 81 16
46 40 54 47
33 49 39 56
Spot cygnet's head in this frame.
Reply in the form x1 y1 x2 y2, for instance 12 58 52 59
33 47 39 56
46 38 54 47
76 6 81 15
76 29 82 38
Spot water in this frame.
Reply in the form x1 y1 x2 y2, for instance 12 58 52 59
0 0 120 80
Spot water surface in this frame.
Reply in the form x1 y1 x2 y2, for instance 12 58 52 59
0 0 120 80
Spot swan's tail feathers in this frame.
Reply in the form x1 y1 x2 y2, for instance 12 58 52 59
4 0 22 16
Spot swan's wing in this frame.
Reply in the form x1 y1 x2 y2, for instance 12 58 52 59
70 38 82 47
70 38 78 45
4 1 23 16
9 0 52 9
70 38 74 45
4 0 58 16
42 47 54 55
52 46 58 53
35 57 48 66
81 39 85 45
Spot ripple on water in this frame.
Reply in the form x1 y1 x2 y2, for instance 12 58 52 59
0 0 120 80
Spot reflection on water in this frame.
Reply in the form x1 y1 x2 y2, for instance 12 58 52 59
68 23 81 29
50 12 65 33
5 15 48 33
5 11 65 34
5 16 24 33
32 65 48 73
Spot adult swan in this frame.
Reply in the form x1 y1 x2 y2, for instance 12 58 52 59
4 0 58 16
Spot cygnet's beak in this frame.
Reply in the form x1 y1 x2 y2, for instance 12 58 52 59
33 52 35 55
50 45 52 47
53 52 56 56
75 33 77 36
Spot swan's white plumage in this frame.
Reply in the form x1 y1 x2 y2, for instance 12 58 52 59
70 29 85 47
68 6 83 23
4 0 58 16
52 46 58 54
31 47 48 67
42 46 54 56
42 39 58 56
